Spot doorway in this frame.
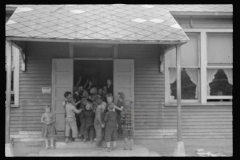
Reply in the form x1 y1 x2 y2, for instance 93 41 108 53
74 60 113 90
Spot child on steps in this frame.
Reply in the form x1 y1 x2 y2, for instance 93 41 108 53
41 106 57 150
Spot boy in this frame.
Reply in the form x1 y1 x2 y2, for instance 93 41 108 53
82 101 95 143
121 104 134 150
94 97 106 149
64 92 82 143
104 103 118 152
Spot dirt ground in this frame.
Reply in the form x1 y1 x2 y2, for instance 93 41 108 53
134 138 233 157
11 138 233 157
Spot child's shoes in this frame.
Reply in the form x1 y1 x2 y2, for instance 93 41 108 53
83 139 87 143
45 146 50 150
112 147 116 150
106 147 111 152
51 146 55 149
65 138 69 143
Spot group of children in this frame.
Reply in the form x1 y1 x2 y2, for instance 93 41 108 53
41 79 133 152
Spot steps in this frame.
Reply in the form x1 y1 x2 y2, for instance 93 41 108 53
28 140 161 157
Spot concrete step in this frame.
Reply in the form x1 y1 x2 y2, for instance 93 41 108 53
147 151 161 157
134 129 177 133
38 145 149 157
56 140 126 149
134 135 176 139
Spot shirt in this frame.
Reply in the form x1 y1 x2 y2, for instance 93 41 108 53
65 103 79 119
107 84 113 94
104 111 117 127
116 100 125 117
94 105 104 125
83 109 95 125
41 112 54 124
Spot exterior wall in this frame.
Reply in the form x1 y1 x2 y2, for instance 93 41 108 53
10 42 69 135
118 44 164 130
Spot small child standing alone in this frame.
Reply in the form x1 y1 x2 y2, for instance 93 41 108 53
104 103 118 152
41 106 57 150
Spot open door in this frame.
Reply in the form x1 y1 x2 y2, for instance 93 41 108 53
114 59 134 128
52 59 73 132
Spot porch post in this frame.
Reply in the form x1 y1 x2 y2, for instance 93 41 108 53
5 40 13 157
176 44 182 141
173 44 185 156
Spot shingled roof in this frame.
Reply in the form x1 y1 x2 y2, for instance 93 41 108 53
5 4 233 44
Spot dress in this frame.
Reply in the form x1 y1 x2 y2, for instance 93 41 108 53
116 100 125 138
121 106 133 139
41 113 57 138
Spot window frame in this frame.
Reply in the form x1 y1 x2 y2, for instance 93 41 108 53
5 41 20 107
165 29 233 105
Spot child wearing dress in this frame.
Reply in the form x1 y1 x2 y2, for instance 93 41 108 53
121 103 134 150
115 92 126 140
41 106 57 149
104 103 118 152
82 101 95 143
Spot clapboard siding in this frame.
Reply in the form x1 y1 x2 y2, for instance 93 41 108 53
10 42 69 134
118 44 164 131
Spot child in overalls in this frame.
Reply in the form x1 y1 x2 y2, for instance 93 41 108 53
104 103 118 152
82 101 95 143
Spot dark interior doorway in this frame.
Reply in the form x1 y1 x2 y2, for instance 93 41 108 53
74 60 113 90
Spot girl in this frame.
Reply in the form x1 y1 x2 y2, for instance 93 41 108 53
41 106 57 150
115 92 126 140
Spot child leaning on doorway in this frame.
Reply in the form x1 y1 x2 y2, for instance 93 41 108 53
64 92 82 143
41 106 57 150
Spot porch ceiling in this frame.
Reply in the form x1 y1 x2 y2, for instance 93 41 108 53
6 4 232 44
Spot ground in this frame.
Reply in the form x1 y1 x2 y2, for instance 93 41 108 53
11 138 232 157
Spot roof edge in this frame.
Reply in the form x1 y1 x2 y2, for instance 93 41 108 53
6 37 188 45
170 11 232 18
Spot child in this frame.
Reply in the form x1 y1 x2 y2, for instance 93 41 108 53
121 103 134 150
41 106 57 150
94 97 106 149
82 101 95 143
115 92 126 140
73 86 81 134
106 79 113 95
64 92 82 143
104 103 118 152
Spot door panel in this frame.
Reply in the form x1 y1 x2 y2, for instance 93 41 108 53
114 59 134 129
52 59 73 131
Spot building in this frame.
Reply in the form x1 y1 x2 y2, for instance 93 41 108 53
5 4 232 142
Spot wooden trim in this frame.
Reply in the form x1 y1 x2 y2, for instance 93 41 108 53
113 45 118 58
207 96 232 99
200 31 207 103
207 66 233 69
176 44 182 141
69 43 74 58
73 58 113 60
165 102 232 106
6 37 188 45
169 66 200 68
170 11 232 17
183 29 233 32
13 46 19 107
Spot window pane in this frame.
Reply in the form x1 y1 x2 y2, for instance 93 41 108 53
208 69 232 96
170 69 199 100
167 33 199 67
207 33 232 65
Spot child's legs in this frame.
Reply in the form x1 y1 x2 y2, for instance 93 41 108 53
50 137 54 146
112 127 118 142
83 125 89 139
65 119 71 137
44 138 49 147
80 119 85 136
94 123 103 146
104 127 112 143
89 125 95 140
69 118 78 138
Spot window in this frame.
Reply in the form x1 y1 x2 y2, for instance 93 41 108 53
166 33 200 103
165 31 232 104
5 41 20 107
206 33 232 102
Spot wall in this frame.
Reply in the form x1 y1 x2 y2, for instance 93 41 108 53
10 41 69 134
